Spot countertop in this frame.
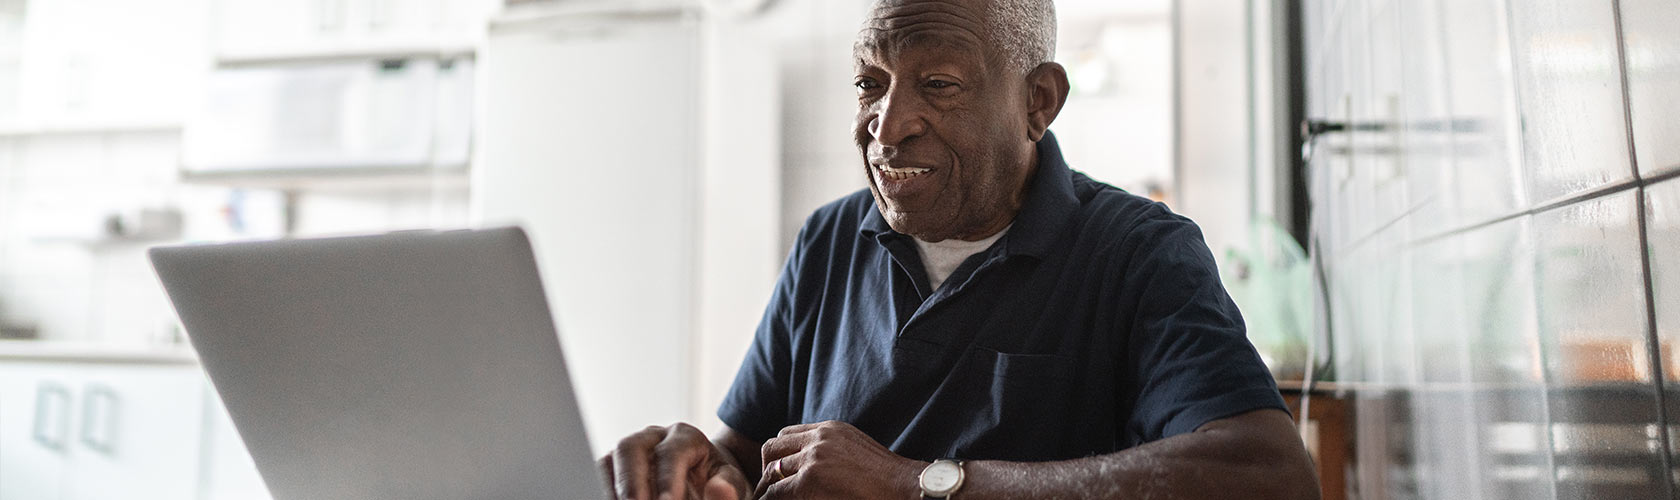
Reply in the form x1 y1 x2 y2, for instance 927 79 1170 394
0 339 200 365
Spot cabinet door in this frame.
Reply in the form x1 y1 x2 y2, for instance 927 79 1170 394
16 0 203 123
59 364 205 500
0 363 73 500
211 0 321 56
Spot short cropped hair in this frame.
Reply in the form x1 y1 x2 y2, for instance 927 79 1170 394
865 0 1058 75
987 0 1057 75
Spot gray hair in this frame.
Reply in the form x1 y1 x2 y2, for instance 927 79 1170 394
865 0 1058 75
988 0 1058 75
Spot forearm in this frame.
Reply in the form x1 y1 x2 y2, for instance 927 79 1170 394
959 410 1318 500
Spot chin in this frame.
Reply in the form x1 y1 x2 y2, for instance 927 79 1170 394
870 191 955 240
884 212 956 241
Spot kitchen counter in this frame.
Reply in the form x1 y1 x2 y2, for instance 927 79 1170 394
0 339 199 365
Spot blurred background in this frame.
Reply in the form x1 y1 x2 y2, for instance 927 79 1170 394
0 0 1673 498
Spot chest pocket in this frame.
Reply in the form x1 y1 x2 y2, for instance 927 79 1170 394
886 345 1082 462
970 347 1079 449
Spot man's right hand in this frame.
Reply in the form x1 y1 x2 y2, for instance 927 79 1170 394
598 423 751 500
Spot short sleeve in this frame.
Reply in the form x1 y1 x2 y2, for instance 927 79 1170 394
717 230 805 443
1119 212 1287 442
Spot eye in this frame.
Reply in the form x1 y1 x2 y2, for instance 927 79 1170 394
854 78 883 91
925 79 957 89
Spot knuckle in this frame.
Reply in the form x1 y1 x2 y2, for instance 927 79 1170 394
615 434 645 450
652 437 691 456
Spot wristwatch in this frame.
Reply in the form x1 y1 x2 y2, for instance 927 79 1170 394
918 459 965 499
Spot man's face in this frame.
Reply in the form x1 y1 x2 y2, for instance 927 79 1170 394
853 0 1036 242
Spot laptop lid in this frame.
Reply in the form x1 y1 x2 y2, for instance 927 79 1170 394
150 227 599 500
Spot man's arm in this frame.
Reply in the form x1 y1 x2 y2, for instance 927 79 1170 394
755 409 1319 500
958 409 1319 499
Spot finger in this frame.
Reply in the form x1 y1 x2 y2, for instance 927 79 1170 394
758 432 816 468
775 421 826 437
759 471 802 500
654 426 711 500
702 473 740 500
751 448 808 500
706 463 749 500
750 466 773 500
598 455 618 499
611 427 665 500
749 456 781 500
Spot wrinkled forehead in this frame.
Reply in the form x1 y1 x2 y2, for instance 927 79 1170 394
854 0 995 68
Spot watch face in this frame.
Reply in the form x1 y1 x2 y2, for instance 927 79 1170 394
922 461 962 492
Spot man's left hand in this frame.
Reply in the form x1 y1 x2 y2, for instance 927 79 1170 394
753 420 927 499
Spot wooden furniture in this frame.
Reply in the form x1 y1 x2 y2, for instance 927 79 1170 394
1279 380 1354 500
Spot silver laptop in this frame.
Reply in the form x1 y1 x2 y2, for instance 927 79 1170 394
150 227 600 500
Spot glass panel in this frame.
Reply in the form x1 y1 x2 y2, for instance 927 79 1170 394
1648 179 1680 487
1416 216 1551 499
1619 0 1680 177
1506 1 1634 205
1363 0 1408 233
1440 0 1527 229
1465 217 1554 500
1532 191 1665 498
1394 0 1455 238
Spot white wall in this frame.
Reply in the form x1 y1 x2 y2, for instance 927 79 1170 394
475 10 704 452
1173 0 1252 263
691 9 785 434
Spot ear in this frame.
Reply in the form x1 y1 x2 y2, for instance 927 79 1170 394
1024 62 1070 142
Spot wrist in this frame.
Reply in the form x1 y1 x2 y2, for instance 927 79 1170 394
902 458 933 498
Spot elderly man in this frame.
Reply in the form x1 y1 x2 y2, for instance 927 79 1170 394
602 0 1320 498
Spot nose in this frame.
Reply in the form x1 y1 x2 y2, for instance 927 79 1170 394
867 87 928 147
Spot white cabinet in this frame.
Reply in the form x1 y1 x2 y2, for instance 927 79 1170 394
0 361 207 500
11 0 205 126
212 0 498 61
0 364 68 499
184 57 473 172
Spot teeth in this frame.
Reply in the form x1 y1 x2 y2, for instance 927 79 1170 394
876 164 930 180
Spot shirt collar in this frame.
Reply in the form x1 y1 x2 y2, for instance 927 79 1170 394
860 131 1080 260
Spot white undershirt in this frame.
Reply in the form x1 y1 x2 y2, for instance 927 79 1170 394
911 225 1011 291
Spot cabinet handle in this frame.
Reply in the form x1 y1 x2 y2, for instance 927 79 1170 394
31 382 70 452
79 384 120 455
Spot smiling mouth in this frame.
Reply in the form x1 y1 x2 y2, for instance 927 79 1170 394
875 164 932 180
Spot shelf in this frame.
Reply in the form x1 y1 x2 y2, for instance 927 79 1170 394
0 120 182 137
214 40 477 68
179 164 470 192
0 340 198 365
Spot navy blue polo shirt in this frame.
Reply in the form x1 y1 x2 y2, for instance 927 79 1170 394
719 132 1285 462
